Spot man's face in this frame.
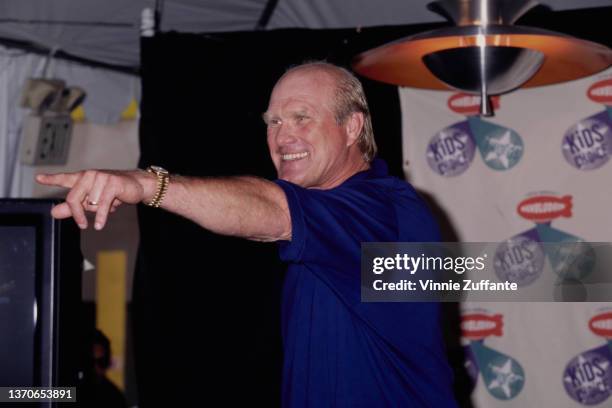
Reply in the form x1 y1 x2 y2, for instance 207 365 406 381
265 68 358 189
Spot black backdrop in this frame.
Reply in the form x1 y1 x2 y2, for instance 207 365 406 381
135 6 611 406
135 26 429 406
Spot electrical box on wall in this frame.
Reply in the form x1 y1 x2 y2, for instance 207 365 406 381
20 114 73 165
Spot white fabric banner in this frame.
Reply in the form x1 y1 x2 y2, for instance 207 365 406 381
400 67 612 407
0 45 139 198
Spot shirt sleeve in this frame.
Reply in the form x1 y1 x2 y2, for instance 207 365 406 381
274 179 307 262
273 179 399 266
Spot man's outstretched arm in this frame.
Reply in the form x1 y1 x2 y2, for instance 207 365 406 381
36 170 292 242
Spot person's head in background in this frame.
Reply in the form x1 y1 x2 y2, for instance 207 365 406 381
92 329 112 377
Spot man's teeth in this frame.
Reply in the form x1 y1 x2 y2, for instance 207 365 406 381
281 152 309 161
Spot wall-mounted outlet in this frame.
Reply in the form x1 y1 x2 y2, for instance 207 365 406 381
20 114 73 166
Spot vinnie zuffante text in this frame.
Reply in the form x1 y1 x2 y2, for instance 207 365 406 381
371 253 518 292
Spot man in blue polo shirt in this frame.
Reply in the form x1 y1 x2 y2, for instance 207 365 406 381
38 62 457 407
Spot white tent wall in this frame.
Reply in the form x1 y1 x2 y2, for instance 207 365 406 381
0 47 40 197
0 44 140 304
265 0 612 28
3 45 139 198
0 1 611 69
0 0 150 67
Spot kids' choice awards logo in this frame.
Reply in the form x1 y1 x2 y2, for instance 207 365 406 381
427 94 524 176
563 309 612 405
562 78 612 170
494 193 594 287
461 310 525 400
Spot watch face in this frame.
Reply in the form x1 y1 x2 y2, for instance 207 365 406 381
150 165 168 175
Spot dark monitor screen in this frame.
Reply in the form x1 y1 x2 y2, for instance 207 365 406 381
0 200 81 396
0 225 37 386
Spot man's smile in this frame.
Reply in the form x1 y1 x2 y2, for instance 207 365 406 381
281 152 309 161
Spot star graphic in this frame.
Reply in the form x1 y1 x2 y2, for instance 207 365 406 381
484 131 522 169
553 242 583 272
488 358 524 398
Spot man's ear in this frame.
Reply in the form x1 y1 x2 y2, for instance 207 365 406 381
344 112 364 147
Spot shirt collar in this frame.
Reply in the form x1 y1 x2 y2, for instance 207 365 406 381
344 157 388 184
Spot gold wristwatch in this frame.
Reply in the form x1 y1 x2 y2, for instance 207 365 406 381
145 165 170 208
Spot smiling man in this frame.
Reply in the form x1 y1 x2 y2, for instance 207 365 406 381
37 62 458 407
264 64 370 189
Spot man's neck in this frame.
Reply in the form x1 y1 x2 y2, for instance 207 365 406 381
316 157 371 190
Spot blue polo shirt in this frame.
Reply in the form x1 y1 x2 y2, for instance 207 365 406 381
274 159 457 408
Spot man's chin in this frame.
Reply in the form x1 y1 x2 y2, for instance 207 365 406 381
279 174 303 186
278 171 308 187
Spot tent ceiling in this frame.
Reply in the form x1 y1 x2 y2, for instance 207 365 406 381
0 0 610 71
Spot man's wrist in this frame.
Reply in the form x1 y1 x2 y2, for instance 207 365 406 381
143 166 170 208
139 170 158 204
132 169 166 209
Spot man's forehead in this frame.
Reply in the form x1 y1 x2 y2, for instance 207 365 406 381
268 70 335 109
267 96 317 110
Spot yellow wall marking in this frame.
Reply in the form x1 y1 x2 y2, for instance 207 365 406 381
96 250 127 390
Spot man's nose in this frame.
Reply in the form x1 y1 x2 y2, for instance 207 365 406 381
275 123 297 145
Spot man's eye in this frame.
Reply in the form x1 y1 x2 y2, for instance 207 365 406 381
268 118 282 127
295 115 309 123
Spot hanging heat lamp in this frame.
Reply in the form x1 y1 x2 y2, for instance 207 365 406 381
352 0 612 116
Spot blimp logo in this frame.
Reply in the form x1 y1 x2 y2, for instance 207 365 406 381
517 195 573 223
461 313 504 340
587 79 612 105
448 93 501 116
589 312 612 339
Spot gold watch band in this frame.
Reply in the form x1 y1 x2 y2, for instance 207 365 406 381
145 166 170 208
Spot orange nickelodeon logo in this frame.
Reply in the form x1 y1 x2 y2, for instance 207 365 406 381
587 78 612 105
517 195 573 223
461 313 503 340
589 312 612 339
447 93 501 116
